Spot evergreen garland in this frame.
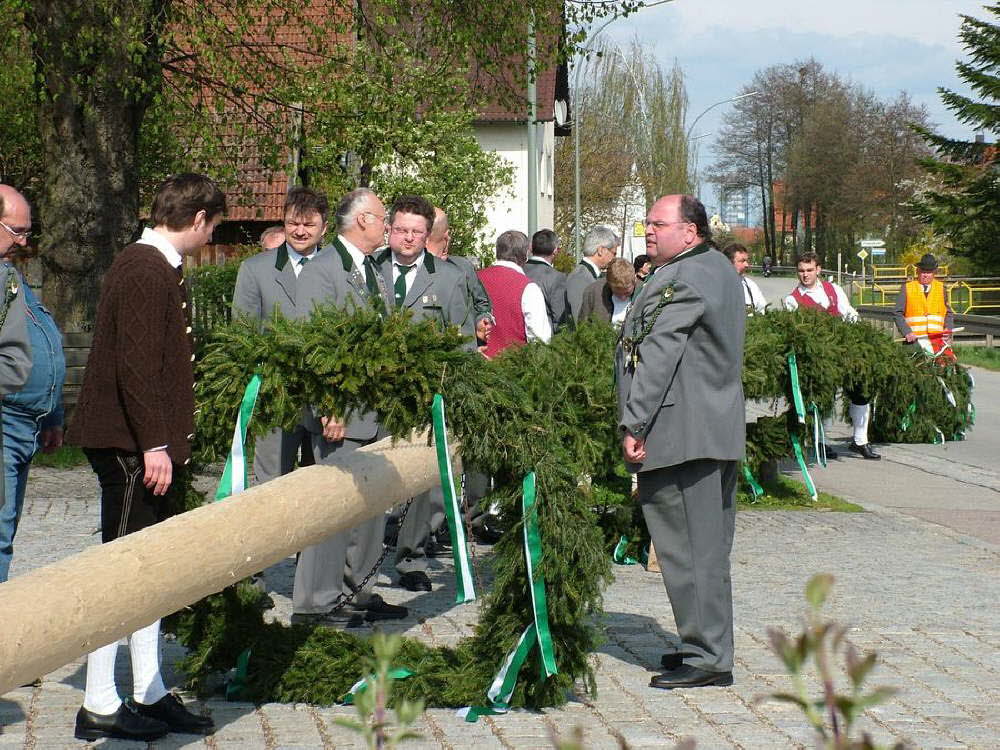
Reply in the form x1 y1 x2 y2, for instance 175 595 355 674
175 304 972 709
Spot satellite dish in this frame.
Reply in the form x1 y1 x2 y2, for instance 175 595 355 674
554 100 567 127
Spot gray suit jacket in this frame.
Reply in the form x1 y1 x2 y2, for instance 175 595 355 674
524 257 570 330
566 260 601 322
615 244 745 473
376 249 476 349
0 263 31 396
448 254 492 326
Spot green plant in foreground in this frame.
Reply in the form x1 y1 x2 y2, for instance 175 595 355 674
764 574 904 750
335 633 424 750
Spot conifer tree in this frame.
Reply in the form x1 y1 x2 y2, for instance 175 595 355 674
912 3 1000 273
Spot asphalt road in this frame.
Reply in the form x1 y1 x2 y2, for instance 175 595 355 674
749 271 1000 545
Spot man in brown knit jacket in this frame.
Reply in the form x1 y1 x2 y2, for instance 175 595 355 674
68 173 225 742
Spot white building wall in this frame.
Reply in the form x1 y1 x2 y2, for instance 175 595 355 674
474 121 556 253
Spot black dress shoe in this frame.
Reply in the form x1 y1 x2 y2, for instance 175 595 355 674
425 536 453 558
823 444 839 459
356 593 408 621
849 441 881 460
649 665 734 690
74 703 169 741
472 522 503 545
290 609 366 628
131 693 214 735
660 652 684 670
399 570 433 592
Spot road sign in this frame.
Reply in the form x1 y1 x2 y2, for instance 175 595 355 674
857 249 869 260
871 248 886 256
860 239 885 248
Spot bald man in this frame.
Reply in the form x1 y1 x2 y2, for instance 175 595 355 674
425 207 493 337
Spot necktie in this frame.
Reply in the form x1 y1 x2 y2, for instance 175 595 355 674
363 256 380 298
394 263 414 307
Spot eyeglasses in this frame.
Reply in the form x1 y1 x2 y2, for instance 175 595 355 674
362 211 385 224
390 227 427 239
0 219 30 242
645 220 693 231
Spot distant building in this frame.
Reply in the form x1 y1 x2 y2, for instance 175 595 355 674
720 186 749 227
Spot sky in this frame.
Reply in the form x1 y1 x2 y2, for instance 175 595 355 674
598 0 988 215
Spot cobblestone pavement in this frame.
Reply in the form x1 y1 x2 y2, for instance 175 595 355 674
1 464 998 749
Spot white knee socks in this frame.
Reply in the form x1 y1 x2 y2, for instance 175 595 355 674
129 619 168 705
83 619 167 714
849 403 870 446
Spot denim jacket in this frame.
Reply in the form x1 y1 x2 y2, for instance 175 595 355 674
2 275 65 427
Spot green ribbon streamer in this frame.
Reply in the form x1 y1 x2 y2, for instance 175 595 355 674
786 352 806 424
741 465 764 498
343 668 413 705
612 535 638 565
522 472 558 678
900 402 916 432
215 373 263 501
937 376 957 407
932 427 945 445
458 624 537 722
790 433 818 501
431 394 476 603
810 402 827 468
225 648 251 701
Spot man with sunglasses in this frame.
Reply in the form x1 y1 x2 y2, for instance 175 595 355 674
0 186 35 582
567 224 619 321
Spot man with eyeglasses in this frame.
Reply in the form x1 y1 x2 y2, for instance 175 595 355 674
567 224 619 321
616 194 745 691
0 186 36 583
375 194 475 593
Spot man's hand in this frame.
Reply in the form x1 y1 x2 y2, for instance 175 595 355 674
39 426 63 454
321 415 346 442
143 449 173 496
623 433 646 463
904 332 917 343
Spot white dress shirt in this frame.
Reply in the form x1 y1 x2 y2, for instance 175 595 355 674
610 295 631 327
581 257 601 278
288 246 319 277
338 235 366 270
392 250 424 298
742 275 767 314
139 227 182 269
493 260 552 343
784 278 858 322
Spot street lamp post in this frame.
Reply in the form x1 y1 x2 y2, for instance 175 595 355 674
685 91 759 197
572 1 675 259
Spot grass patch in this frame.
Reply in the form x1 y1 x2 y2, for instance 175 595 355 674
954 345 1000 372
32 444 88 468
739 474 864 512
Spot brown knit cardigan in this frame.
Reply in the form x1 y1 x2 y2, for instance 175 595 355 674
68 243 196 463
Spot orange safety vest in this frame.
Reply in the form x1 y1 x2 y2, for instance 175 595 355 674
903 279 947 337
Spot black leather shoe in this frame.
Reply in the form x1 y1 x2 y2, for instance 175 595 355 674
356 593 408 621
660 652 684 670
849 441 881 460
74 703 169 741
472 522 503 545
426 536 453 558
291 610 366 628
399 571 433 592
649 665 734 690
823 444 839 459
131 693 214 735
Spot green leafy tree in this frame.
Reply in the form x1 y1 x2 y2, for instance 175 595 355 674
3 0 645 329
910 3 1000 274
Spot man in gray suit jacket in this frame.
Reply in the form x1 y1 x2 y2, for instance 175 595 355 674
288 187 409 626
426 207 492 340
567 224 618 321
616 194 745 690
376 195 475 593
525 229 570 331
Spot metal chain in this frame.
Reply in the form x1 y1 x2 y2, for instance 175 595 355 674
323 496 414 614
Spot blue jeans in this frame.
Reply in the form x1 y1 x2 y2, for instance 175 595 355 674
0 408 42 582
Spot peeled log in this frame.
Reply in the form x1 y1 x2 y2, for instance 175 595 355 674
0 433 448 695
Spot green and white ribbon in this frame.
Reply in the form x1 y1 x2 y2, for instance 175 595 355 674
457 624 537 722
343 668 413 705
786 353 816 501
741 464 764 498
900 402 916 432
522 472 558 678
225 648 252 701
215 374 263 501
612 536 638 565
932 426 945 445
810 402 827 468
431 394 476 603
